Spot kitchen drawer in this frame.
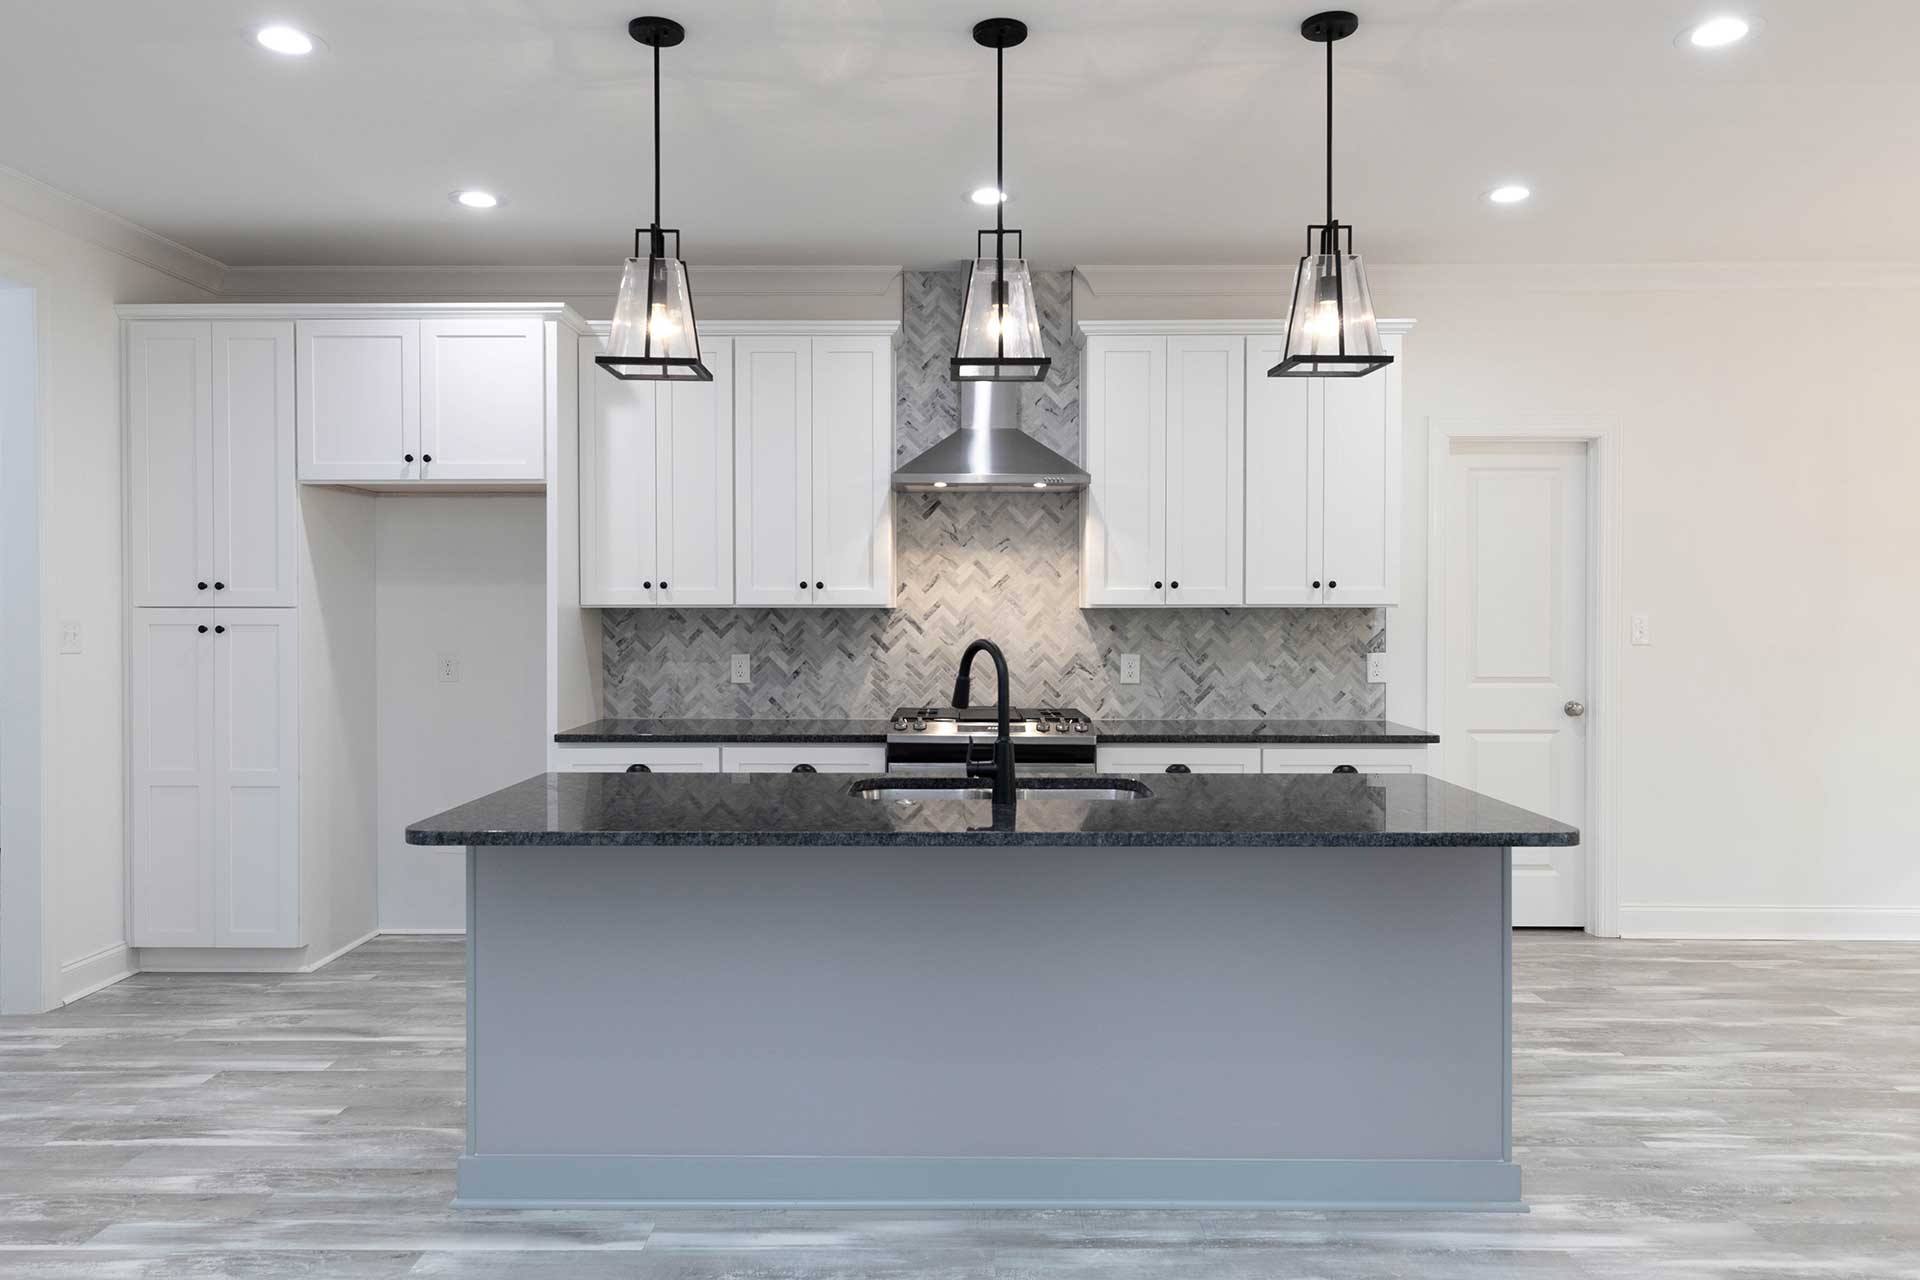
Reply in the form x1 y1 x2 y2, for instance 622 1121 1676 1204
551 745 721 773
1260 746 1428 774
1096 745 1262 775
720 744 886 774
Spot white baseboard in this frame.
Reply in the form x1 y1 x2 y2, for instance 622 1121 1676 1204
300 928 381 971
1618 904 1920 941
59 942 135 1004
374 926 467 935
135 928 379 976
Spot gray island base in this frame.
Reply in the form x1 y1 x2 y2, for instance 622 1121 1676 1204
408 772 1580 1211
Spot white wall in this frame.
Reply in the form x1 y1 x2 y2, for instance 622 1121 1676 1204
375 495 546 931
0 175 222 1007
0 282 42 1012
1078 264 1920 939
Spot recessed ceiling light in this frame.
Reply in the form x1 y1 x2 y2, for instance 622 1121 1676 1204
1685 15 1752 47
452 190 499 209
254 25 316 56
970 186 1007 206
1488 185 1531 205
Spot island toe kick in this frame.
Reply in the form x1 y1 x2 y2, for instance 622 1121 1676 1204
456 841 1520 1210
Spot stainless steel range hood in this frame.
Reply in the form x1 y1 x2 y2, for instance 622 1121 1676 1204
892 382 1089 492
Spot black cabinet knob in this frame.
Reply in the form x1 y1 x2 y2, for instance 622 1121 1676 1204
213 625 226 634
1311 580 1321 589
1327 580 1337 589
1170 581 1180 590
791 763 818 773
404 454 414 462
197 581 208 591
1332 764 1359 774
659 581 668 589
625 763 652 773
1153 580 1163 590
643 581 652 589
213 582 224 591
1165 763 1192 774
799 581 807 589
422 453 432 463
815 581 823 590
197 624 208 634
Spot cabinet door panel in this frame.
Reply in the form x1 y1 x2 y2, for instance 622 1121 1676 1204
1096 745 1262 774
658 338 735 607
127 322 213 607
213 612 298 947
1082 336 1167 606
296 320 419 482
130 610 215 947
211 322 296 607
578 337 659 606
1320 335 1401 605
1164 336 1244 606
810 336 893 607
1244 339 1324 605
419 317 546 480
734 338 814 606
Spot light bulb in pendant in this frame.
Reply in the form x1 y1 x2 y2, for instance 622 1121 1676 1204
646 303 681 342
1305 299 1342 343
984 305 1007 340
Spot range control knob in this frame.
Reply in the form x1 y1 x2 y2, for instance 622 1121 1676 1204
1034 720 1050 733
911 717 927 732
891 716 910 731
1070 718 1090 733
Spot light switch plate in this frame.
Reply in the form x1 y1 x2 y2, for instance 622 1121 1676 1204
58 621 82 655
1366 652 1387 684
1119 653 1141 685
437 654 461 683
730 653 752 684
1630 614 1651 646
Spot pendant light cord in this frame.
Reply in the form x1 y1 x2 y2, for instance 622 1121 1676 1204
653 40 663 242
995 41 1005 358
1324 36 1334 229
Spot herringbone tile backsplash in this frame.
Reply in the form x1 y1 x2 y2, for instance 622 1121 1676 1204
600 270 1385 722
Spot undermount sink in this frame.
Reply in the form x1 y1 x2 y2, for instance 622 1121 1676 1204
849 777 1153 804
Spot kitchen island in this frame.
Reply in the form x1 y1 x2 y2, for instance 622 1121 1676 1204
409 771 1576 1210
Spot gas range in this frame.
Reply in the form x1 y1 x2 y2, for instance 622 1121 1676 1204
884 706 1098 773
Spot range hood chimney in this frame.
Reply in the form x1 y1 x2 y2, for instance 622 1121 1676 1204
892 382 1089 492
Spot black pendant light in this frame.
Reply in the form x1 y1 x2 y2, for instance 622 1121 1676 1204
952 17 1050 383
1270 10 1392 379
598 16 711 382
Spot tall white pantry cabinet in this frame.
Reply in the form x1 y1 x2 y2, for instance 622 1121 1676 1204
122 304 582 954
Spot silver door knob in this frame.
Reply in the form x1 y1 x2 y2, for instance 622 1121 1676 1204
1564 700 1586 718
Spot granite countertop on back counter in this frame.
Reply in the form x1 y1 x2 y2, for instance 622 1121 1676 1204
408 771 1574 849
555 717 1438 745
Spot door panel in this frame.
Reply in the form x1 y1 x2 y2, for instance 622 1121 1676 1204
657 338 735 607
578 337 659 606
1163 336 1244 606
1082 336 1167 605
212 611 299 946
1320 343 1400 605
130 610 215 946
1442 439 1589 926
127 322 213 607
419 317 546 480
810 336 892 606
296 320 419 482
734 338 814 606
211 322 296 607
1244 340 1323 605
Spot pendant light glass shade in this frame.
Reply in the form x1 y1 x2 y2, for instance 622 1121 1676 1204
954 255 1048 381
603 244 710 381
1272 241 1391 377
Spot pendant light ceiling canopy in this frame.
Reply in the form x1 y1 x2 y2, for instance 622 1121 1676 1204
598 15 711 382
1271 10 1392 379
952 17 1049 383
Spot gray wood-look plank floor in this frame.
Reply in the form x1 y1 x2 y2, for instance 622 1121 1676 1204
3 933 1917 1278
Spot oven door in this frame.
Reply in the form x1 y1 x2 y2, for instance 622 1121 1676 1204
885 739 1099 775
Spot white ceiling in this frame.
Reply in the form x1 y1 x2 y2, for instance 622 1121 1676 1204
4 1 1917 268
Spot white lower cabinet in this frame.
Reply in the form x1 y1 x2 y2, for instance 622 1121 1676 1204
1258 746 1426 774
1097 745 1262 774
553 745 722 773
131 609 298 948
553 743 887 774
720 745 886 774
1097 744 1428 775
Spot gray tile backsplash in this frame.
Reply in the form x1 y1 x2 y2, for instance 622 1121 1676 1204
600 269 1385 722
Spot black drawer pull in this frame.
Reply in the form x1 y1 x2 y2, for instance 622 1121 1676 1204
791 763 818 773
625 763 652 773
197 581 208 590
1332 764 1359 774
404 453 414 462
1165 763 1192 774
197 624 208 634
422 453 433 463
213 625 226 634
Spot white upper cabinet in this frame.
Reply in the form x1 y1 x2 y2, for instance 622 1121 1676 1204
734 333 894 608
419 316 547 481
297 312 552 485
1085 323 1407 608
129 321 296 608
296 319 419 482
579 335 734 607
1081 335 1167 606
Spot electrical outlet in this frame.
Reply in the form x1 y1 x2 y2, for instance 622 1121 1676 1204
1630 614 1651 646
1366 652 1387 684
437 654 461 683
57 620 82 655
1119 653 1141 685
730 653 752 684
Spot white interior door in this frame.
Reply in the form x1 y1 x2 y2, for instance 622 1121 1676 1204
577 337 659 607
296 320 419 482
419 316 546 481
1163 335 1244 606
1442 439 1589 926
1082 336 1166 605
1244 340 1323 605
130 609 215 946
733 337 813 606
211 611 299 946
210 322 296 607
809 336 892 607
126 321 213 607
657 337 735 607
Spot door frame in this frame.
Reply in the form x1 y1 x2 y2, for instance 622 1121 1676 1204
1425 420 1622 937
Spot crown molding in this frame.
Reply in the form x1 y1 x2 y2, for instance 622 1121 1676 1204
1076 318 1415 337
115 301 592 333
1080 261 1920 296
0 164 225 294
585 319 899 338
220 263 903 301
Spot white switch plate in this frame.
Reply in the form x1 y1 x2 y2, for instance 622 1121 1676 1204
1119 653 1141 685
1366 652 1387 684
1630 614 1651 646
437 654 460 683
730 653 752 684
58 620 82 654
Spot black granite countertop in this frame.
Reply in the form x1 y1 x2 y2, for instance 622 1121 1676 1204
555 717 1437 745
407 771 1575 849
